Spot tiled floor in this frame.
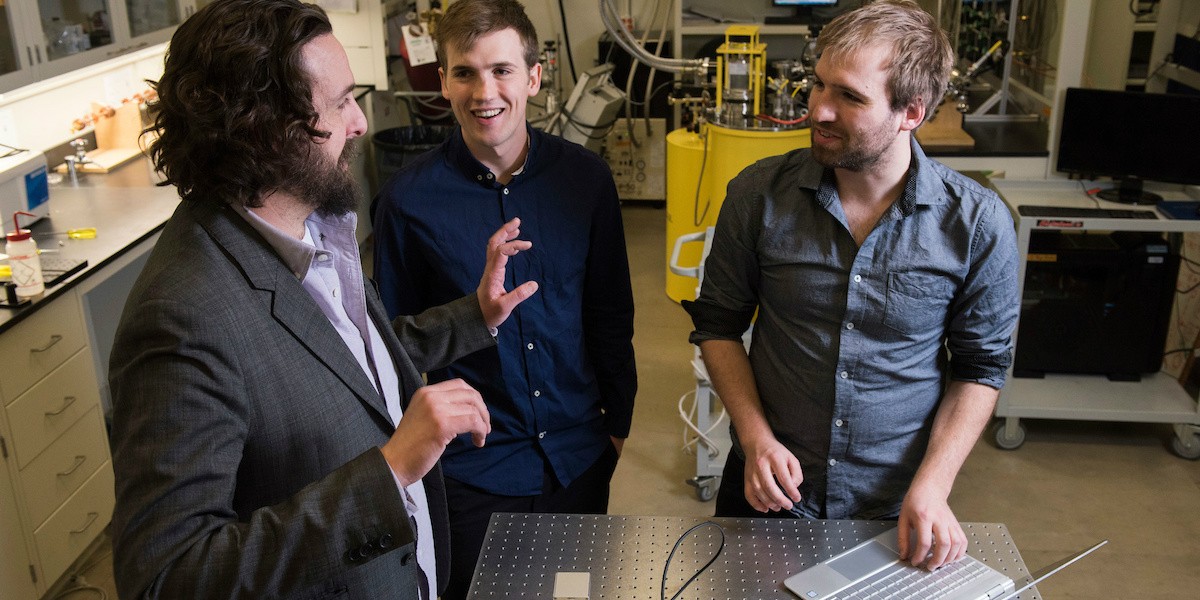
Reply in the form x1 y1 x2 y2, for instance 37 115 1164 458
57 204 1200 599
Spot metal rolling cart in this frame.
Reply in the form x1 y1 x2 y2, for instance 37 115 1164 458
670 228 738 501
991 179 1200 458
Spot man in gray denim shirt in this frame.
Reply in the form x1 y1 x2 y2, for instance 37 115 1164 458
684 0 1019 572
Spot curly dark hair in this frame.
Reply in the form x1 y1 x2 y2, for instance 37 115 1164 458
147 0 333 207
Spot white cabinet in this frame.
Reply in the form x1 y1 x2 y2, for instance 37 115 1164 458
0 287 114 598
991 179 1200 457
0 0 196 93
0 460 38 600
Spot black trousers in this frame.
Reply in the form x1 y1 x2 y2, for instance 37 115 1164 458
440 443 620 600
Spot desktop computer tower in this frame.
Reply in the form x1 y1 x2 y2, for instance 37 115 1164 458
1013 230 1179 381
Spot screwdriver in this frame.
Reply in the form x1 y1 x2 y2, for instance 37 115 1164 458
35 227 97 239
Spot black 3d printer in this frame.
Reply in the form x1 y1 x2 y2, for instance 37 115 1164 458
1013 88 1200 381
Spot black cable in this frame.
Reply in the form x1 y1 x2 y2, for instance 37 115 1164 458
693 131 711 227
1176 279 1200 295
556 0 577 85
1075 178 1102 208
557 104 619 139
625 80 676 107
660 521 726 600
0 141 28 158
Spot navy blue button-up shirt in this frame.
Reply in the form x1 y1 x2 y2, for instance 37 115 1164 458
686 140 1019 519
373 125 637 496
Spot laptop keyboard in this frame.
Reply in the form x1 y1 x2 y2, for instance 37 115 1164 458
833 559 992 600
1017 205 1158 219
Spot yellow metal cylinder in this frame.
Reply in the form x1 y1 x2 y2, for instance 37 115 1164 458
665 124 812 303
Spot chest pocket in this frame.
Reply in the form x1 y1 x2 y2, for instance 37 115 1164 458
883 271 955 335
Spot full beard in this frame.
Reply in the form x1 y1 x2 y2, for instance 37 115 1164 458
287 138 363 217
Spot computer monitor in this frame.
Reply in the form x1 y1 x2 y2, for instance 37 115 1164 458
768 0 838 25
1056 87 1200 205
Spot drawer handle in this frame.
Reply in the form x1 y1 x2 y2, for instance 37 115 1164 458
57 455 87 477
44 396 77 417
69 512 99 535
30 334 64 353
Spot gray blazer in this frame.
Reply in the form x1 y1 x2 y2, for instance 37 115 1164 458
109 199 494 599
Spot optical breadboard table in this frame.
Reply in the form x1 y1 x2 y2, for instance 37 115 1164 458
467 514 1039 599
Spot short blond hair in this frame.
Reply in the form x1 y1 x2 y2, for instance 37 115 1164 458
815 0 953 113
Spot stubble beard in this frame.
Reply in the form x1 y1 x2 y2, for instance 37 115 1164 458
811 127 892 172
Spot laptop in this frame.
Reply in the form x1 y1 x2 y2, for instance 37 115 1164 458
783 527 1106 600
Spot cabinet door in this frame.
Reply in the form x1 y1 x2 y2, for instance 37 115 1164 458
0 449 38 600
123 0 181 38
0 1 36 92
32 0 119 78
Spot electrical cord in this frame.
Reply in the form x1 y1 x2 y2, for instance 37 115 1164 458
556 0 578 85
47 538 113 600
0 141 29 158
1075 178 1103 207
678 388 727 459
624 80 676 107
692 130 711 227
660 521 726 600
48 579 107 600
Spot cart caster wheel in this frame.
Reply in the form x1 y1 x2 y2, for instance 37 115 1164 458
993 422 1026 450
687 476 719 502
1170 434 1200 460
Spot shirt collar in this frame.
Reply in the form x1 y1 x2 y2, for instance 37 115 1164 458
804 137 947 214
448 123 539 186
235 204 359 278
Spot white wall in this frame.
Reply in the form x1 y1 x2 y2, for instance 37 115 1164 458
0 45 166 156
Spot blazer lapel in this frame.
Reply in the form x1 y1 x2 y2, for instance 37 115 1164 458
189 201 394 428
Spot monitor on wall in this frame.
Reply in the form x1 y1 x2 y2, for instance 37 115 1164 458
1056 87 1200 205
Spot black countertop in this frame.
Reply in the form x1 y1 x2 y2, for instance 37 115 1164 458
0 159 180 334
926 119 1049 158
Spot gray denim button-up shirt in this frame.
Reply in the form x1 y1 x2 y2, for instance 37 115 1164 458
686 140 1019 519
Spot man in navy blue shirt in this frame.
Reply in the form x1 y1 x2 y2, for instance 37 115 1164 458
372 0 636 597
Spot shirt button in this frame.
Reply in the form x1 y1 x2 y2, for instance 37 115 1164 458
526 342 534 350
853 274 862 283
840 371 848 379
829 459 837 467
486 173 494 180
533 390 541 397
503 188 510 195
317 254 330 262
538 431 546 439
845 322 854 330
835 419 844 427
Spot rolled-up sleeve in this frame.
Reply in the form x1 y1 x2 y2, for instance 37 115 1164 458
684 177 763 345
946 193 1020 388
